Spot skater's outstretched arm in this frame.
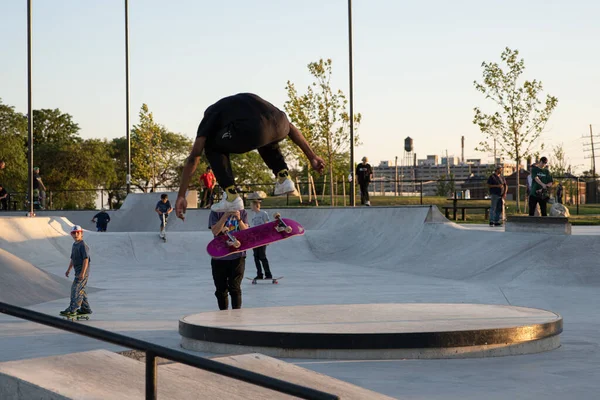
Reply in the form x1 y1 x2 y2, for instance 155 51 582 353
288 124 325 174
176 137 206 220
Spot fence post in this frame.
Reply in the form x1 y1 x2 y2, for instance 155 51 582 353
146 351 157 400
420 180 423 205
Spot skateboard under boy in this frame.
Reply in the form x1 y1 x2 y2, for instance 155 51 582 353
245 276 284 284
206 213 304 258
60 313 90 321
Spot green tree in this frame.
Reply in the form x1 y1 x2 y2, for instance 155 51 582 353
436 174 455 197
131 104 192 192
230 151 274 193
548 143 570 178
473 47 558 210
285 58 361 204
0 99 28 192
33 108 80 146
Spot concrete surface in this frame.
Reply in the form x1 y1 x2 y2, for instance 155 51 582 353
1 349 391 399
0 201 599 399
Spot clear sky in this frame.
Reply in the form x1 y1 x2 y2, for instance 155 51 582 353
1 0 599 173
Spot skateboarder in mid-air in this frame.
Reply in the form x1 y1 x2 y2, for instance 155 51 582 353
175 93 325 218
155 194 173 239
60 225 92 317
249 200 273 280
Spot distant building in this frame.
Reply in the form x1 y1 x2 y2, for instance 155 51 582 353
372 157 516 196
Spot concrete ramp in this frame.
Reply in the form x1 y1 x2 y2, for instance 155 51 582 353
0 350 394 399
0 248 72 307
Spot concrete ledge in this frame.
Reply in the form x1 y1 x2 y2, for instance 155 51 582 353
179 304 563 360
506 216 571 235
0 350 393 399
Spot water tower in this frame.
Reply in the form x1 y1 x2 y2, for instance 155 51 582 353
401 137 415 194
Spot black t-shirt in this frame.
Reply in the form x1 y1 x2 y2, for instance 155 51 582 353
0 188 7 199
356 163 372 183
487 173 506 196
33 173 41 190
196 93 289 152
93 211 110 225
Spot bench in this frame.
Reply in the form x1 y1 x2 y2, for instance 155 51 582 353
443 205 491 221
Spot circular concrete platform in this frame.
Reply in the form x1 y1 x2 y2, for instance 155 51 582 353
179 303 563 359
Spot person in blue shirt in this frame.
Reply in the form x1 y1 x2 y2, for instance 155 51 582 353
155 194 173 238
91 209 111 232
209 209 249 310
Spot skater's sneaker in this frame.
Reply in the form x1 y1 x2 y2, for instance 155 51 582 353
254 275 264 280
274 178 295 196
77 309 92 315
211 192 244 212
60 309 75 316
265 274 273 279
489 222 494 226
366 201 371 206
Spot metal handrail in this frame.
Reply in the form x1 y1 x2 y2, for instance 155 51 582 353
0 302 338 400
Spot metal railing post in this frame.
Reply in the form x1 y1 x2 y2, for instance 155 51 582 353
146 351 157 400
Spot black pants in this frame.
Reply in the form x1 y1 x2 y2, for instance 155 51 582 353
211 256 245 310
359 181 370 204
200 113 290 189
253 246 271 277
529 196 548 216
0 198 7 211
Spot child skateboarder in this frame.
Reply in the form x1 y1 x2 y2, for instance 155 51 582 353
60 225 92 317
249 200 273 280
209 209 249 310
155 194 173 239
91 208 111 232
175 93 325 218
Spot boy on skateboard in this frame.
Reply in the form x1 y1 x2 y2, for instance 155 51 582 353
60 225 92 317
209 209 249 310
249 200 273 280
175 93 325 218
156 194 173 239
91 209 111 232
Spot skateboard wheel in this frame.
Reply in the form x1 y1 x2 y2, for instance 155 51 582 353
252 280 257 285
285 227 292 234
273 213 281 219
233 240 241 249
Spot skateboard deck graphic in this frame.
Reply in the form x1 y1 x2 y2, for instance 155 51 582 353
246 276 284 284
207 214 304 259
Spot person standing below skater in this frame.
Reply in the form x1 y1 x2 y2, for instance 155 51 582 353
356 156 373 206
249 200 272 280
487 166 507 226
529 157 553 217
175 93 325 218
91 208 111 232
209 209 249 310
199 166 217 208
60 225 92 317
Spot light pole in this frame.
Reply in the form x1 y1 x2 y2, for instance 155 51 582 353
348 0 355 207
27 0 34 216
125 0 132 193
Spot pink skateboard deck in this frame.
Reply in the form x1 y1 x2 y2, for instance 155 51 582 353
207 215 304 259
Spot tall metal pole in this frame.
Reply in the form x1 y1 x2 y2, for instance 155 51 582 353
27 0 34 216
125 0 132 193
590 124 596 178
347 0 355 207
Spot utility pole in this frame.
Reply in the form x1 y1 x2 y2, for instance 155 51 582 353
583 124 600 178
395 156 398 196
591 125 596 178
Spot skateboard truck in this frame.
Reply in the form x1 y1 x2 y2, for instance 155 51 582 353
273 213 292 233
225 226 241 248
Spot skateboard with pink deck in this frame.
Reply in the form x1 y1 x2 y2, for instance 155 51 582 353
206 213 304 258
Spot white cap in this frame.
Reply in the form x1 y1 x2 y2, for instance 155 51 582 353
71 225 83 233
